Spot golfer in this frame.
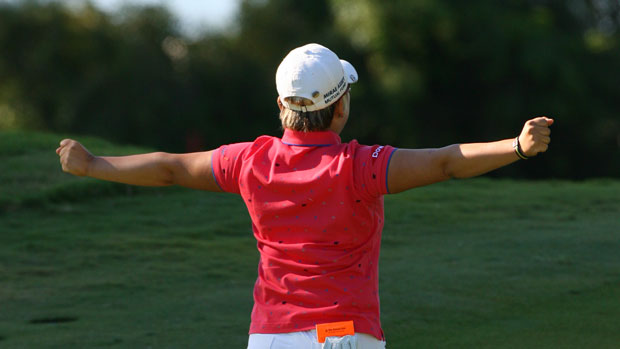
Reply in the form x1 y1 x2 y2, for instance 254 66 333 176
57 43 553 349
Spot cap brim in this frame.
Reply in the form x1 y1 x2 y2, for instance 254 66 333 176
341 60 358 84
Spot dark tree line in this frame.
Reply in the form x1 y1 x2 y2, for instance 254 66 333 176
1 0 618 178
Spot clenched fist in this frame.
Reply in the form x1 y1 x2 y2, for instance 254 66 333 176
56 139 94 176
518 116 554 157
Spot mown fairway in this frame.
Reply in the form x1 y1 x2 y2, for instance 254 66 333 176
1 131 619 348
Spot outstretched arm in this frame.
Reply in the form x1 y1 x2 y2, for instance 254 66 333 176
387 116 553 193
56 139 222 192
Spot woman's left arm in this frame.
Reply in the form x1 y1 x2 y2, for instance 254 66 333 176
387 116 554 193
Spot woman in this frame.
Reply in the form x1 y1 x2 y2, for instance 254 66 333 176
57 43 553 349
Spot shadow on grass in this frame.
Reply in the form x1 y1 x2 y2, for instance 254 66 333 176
28 316 78 325
0 181 171 213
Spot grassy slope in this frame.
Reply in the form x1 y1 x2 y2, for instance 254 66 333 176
0 130 155 209
0 131 619 348
381 179 620 348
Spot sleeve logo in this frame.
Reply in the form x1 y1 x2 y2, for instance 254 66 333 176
371 146 384 158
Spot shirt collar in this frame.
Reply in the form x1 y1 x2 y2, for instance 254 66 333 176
281 129 342 147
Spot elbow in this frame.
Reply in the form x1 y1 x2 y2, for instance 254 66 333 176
443 167 456 180
154 152 176 186
160 174 175 186
443 166 461 180
441 144 461 180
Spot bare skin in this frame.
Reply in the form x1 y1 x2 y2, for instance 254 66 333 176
387 117 553 193
57 92 553 193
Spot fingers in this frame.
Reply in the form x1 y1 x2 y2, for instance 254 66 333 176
546 118 554 126
59 139 78 150
57 139 72 156
538 126 551 136
531 117 552 142
56 139 91 176
519 116 554 157
57 139 86 156
58 143 71 160
530 116 554 127
530 117 548 126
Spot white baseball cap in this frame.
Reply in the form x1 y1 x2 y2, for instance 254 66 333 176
276 43 358 112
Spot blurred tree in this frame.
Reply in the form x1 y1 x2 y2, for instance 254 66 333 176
329 0 620 178
183 0 351 147
0 0 617 178
0 1 186 149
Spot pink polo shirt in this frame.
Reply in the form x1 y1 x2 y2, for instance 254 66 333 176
212 129 396 341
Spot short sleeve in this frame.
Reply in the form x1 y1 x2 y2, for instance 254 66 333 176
353 144 398 198
211 142 252 194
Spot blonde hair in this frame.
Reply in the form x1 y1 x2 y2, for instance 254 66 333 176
279 96 336 132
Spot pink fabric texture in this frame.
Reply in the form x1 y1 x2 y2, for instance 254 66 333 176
212 129 396 341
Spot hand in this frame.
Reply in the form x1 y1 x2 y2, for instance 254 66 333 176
518 116 554 157
56 139 94 176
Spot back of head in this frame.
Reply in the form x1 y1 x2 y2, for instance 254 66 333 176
276 43 358 131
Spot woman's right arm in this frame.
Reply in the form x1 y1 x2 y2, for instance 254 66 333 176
56 139 222 191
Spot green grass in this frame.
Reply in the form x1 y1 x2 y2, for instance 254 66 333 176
0 130 156 210
381 179 620 347
1 131 619 348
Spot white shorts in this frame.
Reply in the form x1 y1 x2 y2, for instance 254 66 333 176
247 330 386 349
